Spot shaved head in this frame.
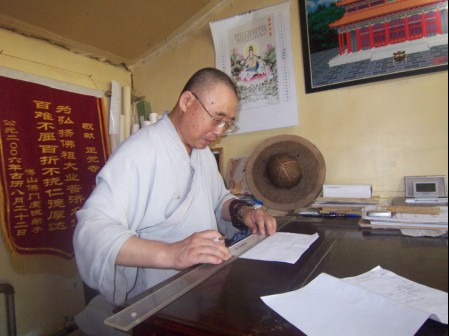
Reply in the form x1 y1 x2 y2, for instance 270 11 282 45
181 68 238 99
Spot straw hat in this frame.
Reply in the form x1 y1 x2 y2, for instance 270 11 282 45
246 135 326 211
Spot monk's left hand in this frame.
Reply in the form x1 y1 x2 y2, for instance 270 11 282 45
241 207 277 236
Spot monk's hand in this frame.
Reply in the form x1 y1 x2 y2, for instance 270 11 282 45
241 207 277 236
169 230 231 270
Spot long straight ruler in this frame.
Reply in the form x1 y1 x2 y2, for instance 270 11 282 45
104 216 293 332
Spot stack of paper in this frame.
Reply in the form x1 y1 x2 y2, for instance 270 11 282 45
323 184 372 199
310 197 390 217
360 205 448 231
262 266 448 336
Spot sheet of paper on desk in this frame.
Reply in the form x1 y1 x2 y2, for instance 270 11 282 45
343 266 448 324
239 232 319 264
261 272 431 336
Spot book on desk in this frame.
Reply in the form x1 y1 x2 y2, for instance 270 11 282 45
306 196 390 218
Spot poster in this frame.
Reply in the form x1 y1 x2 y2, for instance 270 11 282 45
210 1 298 134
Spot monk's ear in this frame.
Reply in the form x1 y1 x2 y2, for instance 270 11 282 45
179 91 194 113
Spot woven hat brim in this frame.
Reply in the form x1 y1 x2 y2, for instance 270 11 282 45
246 135 326 211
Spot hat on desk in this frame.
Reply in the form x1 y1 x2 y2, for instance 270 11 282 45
246 135 326 211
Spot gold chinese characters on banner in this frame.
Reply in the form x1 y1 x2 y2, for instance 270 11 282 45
0 74 109 259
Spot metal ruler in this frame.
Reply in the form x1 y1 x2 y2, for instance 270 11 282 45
104 216 293 332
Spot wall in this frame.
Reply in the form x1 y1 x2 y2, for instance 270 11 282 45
0 28 132 336
132 0 448 199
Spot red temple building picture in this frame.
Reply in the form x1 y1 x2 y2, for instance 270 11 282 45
300 0 448 92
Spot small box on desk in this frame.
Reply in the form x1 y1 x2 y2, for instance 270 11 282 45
323 184 372 199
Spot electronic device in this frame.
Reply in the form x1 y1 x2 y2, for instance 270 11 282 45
404 175 448 204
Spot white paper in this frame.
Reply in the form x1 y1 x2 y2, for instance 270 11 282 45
323 184 372 198
262 273 431 336
210 1 298 134
344 266 448 324
239 232 319 264
369 221 448 229
400 229 448 237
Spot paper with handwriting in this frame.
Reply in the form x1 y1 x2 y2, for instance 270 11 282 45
343 266 448 324
261 266 448 336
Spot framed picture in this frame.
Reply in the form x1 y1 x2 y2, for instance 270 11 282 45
211 147 224 174
298 0 448 93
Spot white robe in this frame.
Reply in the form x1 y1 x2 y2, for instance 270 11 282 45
73 114 239 306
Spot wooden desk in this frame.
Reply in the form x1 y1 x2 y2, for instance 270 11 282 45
132 217 448 336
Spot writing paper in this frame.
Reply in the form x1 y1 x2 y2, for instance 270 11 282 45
262 273 431 336
239 232 319 264
344 266 448 324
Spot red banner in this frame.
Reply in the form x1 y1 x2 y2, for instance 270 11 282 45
0 74 109 259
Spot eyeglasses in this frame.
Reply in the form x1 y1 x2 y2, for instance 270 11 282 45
191 92 236 134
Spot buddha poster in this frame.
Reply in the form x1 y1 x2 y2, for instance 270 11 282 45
210 1 298 134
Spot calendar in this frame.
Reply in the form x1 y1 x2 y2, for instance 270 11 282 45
210 1 298 134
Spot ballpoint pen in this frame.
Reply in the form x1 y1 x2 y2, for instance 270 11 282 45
328 212 361 218
213 236 226 243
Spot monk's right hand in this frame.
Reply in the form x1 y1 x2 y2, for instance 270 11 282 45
169 230 231 270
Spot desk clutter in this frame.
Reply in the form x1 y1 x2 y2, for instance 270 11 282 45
306 196 390 218
231 135 448 236
360 205 448 233
296 182 448 236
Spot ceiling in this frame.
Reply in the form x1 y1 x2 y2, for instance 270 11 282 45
0 0 223 68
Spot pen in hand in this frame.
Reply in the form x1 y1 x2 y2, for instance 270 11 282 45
212 236 226 243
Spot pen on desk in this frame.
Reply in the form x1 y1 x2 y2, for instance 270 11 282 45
345 214 362 218
298 211 361 219
327 212 361 218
